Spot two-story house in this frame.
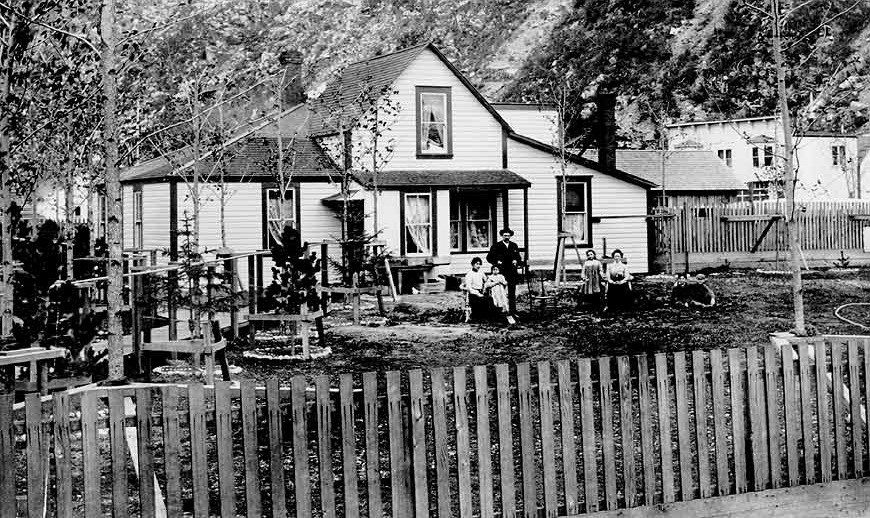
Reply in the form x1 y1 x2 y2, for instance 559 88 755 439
667 116 863 200
120 43 655 288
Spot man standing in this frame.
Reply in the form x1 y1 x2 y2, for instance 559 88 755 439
486 228 523 314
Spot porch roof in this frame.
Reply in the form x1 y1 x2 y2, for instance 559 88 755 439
354 169 531 189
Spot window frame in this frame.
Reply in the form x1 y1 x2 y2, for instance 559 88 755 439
449 192 497 253
556 176 593 248
261 184 300 250
415 86 453 159
752 145 774 168
717 148 732 167
832 144 846 166
132 185 143 249
402 191 434 256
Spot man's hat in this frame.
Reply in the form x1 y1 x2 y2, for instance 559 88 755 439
499 228 514 236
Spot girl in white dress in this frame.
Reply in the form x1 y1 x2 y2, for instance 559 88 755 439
486 265 510 314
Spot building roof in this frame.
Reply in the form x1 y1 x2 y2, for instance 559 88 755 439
354 169 530 189
308 42 512 137
666 115 778 128
581 149 746 191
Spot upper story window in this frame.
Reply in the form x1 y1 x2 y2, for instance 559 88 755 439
752 146 774 168
416 86 452 158
717 149 732 167
832 145 847 166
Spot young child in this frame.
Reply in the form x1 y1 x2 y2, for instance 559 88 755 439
486 265 510 315
462 257 487 321
579 249 605 311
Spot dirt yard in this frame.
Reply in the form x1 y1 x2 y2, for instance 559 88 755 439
223 269 870 382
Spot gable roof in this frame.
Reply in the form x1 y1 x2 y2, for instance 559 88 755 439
582 149 746 191
121 104 339 183
508 133 657 189
308 42 512 137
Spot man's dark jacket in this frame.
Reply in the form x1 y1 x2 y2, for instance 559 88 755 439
486 240 523 282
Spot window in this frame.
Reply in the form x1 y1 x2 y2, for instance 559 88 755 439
416 87 452 157
558 177 591 246
752 146 774 168
404 192 432 255
450 194 495 252
265 188 296 249
717 149 732 167
832 145 847 166
132 189 143 249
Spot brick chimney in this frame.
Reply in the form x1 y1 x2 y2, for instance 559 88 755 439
278 49 304 107
596 93 617 170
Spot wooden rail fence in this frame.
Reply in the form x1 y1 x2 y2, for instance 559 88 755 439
5 336 870 517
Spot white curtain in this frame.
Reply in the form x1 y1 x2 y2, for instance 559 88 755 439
405 195 430 254
563 214 587 241
268 194 294 245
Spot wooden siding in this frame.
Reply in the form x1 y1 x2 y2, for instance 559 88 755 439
494 105 558 145
122 185 133 249
142 184 170 263
507 139 650 271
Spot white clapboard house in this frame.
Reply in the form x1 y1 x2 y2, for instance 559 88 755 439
120 43 655 288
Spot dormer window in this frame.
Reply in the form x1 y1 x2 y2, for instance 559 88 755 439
416 86 452 158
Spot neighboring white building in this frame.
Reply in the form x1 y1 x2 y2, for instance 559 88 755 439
667 116 864 200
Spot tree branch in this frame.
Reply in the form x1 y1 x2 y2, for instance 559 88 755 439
0 1 100 55
785 0 863 51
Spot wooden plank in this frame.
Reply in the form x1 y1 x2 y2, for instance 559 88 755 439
763 345 782 489
363 372 383 518
410 369 430 518
780 343 800 487
709 349 729 496
616 357 636 508
815 338 833 483
598 357 617 510
214 381 236 518
291 376 311 517
340 374 360 518
692 351 713 498
746 346 768 491
474 366 494 518
53 392 73 518
188 384 209 518
454 367 473 518
266 379 288 518
386 371 410 518
830 340 847 479
865 339 870 482
729 348 748 494
108 390 128 518
578 358 598 512
798 342 816 484
655 353 675 504
558 360 579 514
636 354 655 506
161 386 182 517
847 339 863 478
25 393 45 518
430 368 451 518
538 362 558 516
673 352 692 501
240 379 262 517
135 388 155 518
316 375 336 518
496 364 516 517
518 362 538 517
0 394 15 518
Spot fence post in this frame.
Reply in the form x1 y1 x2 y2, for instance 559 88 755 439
225 256 239 339
321 241 329 314
248 254 256 315
168 263 178 343
131 265 144 377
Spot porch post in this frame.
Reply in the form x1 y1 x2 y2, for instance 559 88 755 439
523 188 529 264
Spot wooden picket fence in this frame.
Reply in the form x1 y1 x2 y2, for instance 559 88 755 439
5 336 870 517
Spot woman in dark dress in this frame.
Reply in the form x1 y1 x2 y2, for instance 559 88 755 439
605 249 632 312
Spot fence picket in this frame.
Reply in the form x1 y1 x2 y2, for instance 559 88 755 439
0 394 14 518
453 367 473 518
410 369 430 518
747 346 768 491
135 388 155 518
363 372 383 518
557 360 579 514
475 366 494 518
673 352 692 501
692 351 712 498
598 357 617 510
495 364 516 517
617 356 636 508
815 339 833 483
429 368 451 518
53 392 73 518
266 379 287 518
831 340 847 479
214 381 235 518
25 393 45 518
340 374 360 518
780 343 800 486
729 348 748 494
518 362 538 517
537 362 558 516
161 386 181 517
847 339 863 478
108 389 128 518
316 375 336 518
636 354 655 506
188 384 209 518
865 339 870 481
798 342 816 484
291 376 311 517
708 349 729 497
578 358 598 512
241 380 262 517
655 353 675 504
763 345 781 488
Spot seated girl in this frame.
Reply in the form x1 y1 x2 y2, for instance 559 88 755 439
462 257 488 321
486 265 510 315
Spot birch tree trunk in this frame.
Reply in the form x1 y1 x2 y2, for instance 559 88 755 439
0 14 15 337
101 0 125 379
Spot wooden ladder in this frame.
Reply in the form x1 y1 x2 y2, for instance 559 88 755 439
553 232 585 286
